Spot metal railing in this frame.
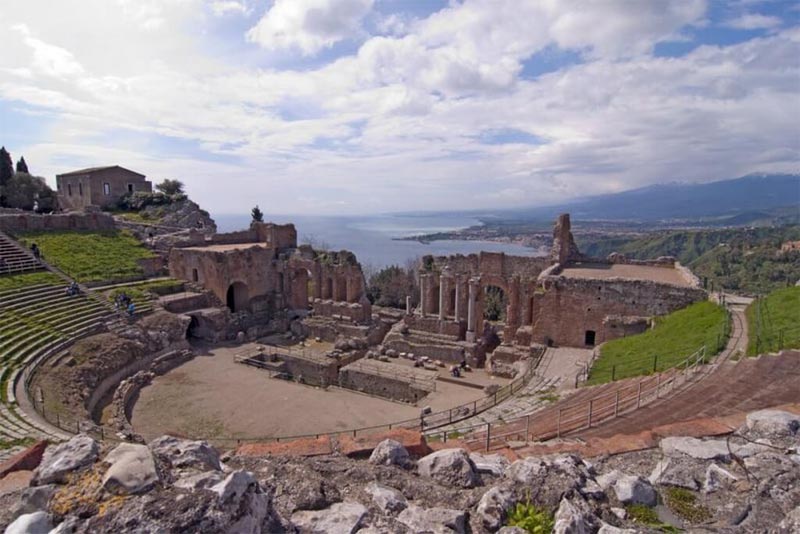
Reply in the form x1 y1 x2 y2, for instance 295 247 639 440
430 345 709 451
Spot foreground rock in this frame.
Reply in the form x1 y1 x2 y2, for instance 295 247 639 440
1 408 798 533
33 434 98 485
417 448 480 488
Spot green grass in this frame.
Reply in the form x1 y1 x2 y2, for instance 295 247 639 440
746 286 800 356
0 436 36 450
626 504 680 533
663 487 711 524
587 301 729 385
18 230 156 283
0 271 62 292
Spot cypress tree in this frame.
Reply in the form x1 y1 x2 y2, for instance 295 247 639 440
0 147 13 187
16 156 29 174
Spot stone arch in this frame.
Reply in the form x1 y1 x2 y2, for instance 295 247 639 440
483 284 507 322
226 281 249 312
290 268 312 309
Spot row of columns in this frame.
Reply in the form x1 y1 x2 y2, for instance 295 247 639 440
415 270 534 342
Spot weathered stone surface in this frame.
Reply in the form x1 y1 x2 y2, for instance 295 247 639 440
33 434 98 485
579 478 605 499
598 522 636 533
497 528 527 534
291 502 367 534
417 448 479 488
12 484 56 517
596 470 620 491
173 470 224 491
368 439 411 468
613 475 656 506
5 511 52 534
149 435 221 472
470 452 509 477
210 470 257 503
745 410 800 438
778 505 800 533
649 458 701 490
704 463 737 493
397 504 467 534
505 457 548 485
365 482 407 513
553 496 597 534
660 436 730 461
476 486 515 532
102 443 159 494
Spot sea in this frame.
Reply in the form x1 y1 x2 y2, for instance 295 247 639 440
213 213 545 269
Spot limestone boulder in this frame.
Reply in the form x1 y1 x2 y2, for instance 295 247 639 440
417 448 480 488
505 455 592 509
704 464 737 493
173 470 225 491
660 436 730 461
598 522 636 534
33 434 98 485
476 486 515 531
612 475 657 506
497 528 527 534
102 443 159 494
291 502 367 534
744 410 800 438
778 505 800 533
397 504 467 534
369 439 411 468
5 511 52 534
12 484 56 517
553 496 598 534
469 452 509 477
364 482 407 513
648 458 701 490
149 435 221 472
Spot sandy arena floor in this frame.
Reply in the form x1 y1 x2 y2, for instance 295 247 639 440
130 342 508 443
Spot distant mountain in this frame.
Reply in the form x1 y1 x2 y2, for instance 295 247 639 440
500 173 800 223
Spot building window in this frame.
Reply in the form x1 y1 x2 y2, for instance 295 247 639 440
128 183 134 193
79 182 83 196
67 184 72 196
103 183 111 196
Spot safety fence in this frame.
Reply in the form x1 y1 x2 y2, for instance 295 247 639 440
428 345 709 451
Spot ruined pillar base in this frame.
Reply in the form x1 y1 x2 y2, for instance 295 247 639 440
465 331 476 342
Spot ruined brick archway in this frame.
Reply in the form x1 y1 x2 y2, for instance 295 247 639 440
226 281 249 313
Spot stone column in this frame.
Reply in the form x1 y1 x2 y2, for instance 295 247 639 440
505 276 521 342
454 278 461 321
467 278 478 339
419 274 426 316
438 274 446 320
406 295 411 315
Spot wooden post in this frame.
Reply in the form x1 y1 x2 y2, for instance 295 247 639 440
449 409 452 424
612 365 616 382
614 391 620 417
587 400 593 428
636 381 642 408
557 409 562 438
653 354 658 373
656 373 661 398
525 414 531 443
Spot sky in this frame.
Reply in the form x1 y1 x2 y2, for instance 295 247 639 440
0 0 798 216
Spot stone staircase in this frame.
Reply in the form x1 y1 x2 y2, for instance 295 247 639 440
0 230 42 274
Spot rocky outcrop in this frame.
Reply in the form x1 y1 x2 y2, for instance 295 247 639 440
1 408 798 533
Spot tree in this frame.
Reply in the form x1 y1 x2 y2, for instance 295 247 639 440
0 146 12 188
366 265 418 309
251 205 264 223
16 156 29 174
155 178 185 196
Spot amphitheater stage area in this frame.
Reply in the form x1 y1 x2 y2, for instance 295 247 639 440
130 341 509 443
560 262 691 286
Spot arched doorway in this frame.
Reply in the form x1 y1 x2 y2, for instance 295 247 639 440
226 282 249 312
291 269 312 309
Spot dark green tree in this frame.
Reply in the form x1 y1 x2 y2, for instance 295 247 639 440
366 265 418 308
16 156 29 174
0 146 13 187
251 205 264 223
155 178 185 196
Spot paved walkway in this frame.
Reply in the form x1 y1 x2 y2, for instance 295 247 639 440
425 347 593 437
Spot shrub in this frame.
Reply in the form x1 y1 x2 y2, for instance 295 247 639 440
506 501 554 534
663 487 711 523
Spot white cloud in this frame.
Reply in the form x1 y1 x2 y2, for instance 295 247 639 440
726 13 783 30
210 1 249 17
0 0 797 215
246 0 374 55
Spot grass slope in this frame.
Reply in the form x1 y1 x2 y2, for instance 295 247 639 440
587 301 729 385
19 230 156 283
746 286 800 356
0 271 62 292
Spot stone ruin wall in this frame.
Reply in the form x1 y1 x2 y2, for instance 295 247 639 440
530 276 708 347
338 362 433 404
0 211 116 234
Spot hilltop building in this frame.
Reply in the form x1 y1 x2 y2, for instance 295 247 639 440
56 165 152 211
